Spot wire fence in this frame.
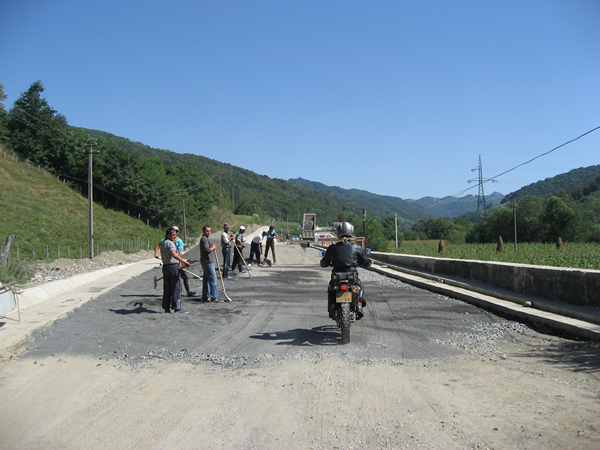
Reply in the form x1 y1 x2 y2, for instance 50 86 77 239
1 238 153 264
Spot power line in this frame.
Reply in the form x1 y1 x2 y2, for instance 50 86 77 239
484 125 600 185
421 125 600 209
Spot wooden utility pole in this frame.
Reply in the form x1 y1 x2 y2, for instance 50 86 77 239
231 184 235 212
395 213 398 250
362 209 366 245
181 190 187 245
87 143 95 258
513 197 517 252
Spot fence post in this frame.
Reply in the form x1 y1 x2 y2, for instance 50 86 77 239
58 245 60 259
68 245 70 259
46 246 49 261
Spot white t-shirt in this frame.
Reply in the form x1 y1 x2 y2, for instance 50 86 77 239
251 234 263 244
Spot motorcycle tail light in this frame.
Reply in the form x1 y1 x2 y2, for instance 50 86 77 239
339 285 348 292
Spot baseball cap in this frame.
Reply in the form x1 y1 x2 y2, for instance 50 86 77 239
172 226 180 231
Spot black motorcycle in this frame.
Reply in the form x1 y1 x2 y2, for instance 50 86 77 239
321 249 370 344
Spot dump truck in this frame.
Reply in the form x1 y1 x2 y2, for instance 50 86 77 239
301 213 316 241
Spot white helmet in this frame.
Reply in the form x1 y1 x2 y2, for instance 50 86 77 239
239 226 246 231
336 222 354 238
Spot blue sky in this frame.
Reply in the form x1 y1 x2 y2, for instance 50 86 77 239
1 0 599 200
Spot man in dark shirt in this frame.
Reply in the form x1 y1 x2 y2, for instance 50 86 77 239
320 222 371 318
200 225 219 302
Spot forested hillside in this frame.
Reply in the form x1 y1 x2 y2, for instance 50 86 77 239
2 81 598 248
501 165 600 203
79 128 364 226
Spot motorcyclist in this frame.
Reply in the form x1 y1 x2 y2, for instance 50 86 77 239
320 222 372 319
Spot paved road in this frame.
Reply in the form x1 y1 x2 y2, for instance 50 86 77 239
4 242 600 449
23 242 554 364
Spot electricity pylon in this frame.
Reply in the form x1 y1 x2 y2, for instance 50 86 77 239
468 155 497 219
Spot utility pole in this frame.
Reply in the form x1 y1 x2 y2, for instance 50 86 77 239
513 197 517 252
87 142 96 258
218 172 222 209
231 184 235 213
181 190 187 245
395 213 398 250
362 208 366 245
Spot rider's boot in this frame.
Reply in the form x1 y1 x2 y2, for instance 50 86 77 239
356 305 364 319
357 297 366 319
328 296 335 319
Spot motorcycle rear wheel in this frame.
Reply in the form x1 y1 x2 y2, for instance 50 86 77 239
339 303 351 344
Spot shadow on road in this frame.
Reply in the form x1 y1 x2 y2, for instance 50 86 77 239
250 325 342 346
121 294 162 298
109 302 159 315
514 339 600 374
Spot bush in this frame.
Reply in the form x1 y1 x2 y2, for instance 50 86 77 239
0 259 34 285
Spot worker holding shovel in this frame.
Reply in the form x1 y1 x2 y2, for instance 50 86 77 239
200 225 219 302
159 227 191 314
153 225 197 297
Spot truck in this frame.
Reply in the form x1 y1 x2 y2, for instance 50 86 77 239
301 213 316 241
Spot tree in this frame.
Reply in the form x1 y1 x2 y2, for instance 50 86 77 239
515 196 545 242
483 205 513 242
0 83 9 142
542 193 580 242
7 81 69 167
411 216 451 240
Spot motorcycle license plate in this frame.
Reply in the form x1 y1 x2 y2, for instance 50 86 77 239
336 291 353 303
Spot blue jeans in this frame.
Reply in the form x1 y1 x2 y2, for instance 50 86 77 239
201 261 218 301
222 247 231 278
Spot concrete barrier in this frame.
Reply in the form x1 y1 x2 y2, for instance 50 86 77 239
372 252 600 309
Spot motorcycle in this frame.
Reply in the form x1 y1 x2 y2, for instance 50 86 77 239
320 249 370 344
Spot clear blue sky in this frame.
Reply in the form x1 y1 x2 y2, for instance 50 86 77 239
1 1 599 200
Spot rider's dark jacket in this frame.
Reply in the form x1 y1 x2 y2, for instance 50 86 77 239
320 240 371 272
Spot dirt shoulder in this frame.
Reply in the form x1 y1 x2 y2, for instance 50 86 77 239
1 243 599 449
1 347 598 449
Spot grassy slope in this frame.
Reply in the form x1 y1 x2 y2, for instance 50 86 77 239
0 153 162 259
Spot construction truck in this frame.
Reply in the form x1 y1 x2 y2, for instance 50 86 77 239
301 213 316 241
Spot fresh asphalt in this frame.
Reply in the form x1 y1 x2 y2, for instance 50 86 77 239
0 243 536 364
3 237 598 366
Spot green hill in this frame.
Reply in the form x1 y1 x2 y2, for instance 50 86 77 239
78 128 380 225
0 150 162 281
501 165 600 203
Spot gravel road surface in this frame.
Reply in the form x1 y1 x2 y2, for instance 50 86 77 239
1 242 599 449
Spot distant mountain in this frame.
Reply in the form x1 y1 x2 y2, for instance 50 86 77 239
78 128 598 225
410 192 505 218
501 165 600 203
288 178 429 224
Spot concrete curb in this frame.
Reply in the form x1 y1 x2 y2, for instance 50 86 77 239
17 262 142 310
369 262 600 340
